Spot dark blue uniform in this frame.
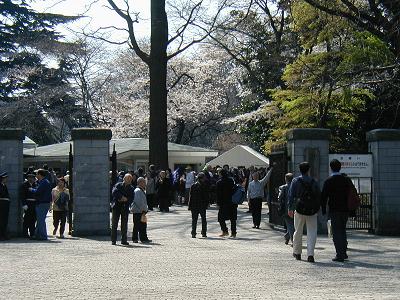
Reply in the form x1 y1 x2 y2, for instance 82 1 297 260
21 180 37 238
0 182 10 240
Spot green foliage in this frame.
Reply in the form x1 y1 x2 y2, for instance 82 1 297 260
291 0 351 50
262 0 400 153
225 5 300 151
338 32 396 75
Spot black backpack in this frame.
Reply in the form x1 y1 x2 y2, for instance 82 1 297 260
295 178 320 216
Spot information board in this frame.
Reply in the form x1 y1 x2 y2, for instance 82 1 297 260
328 154 373 178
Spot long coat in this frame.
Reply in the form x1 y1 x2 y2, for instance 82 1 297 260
216 176 237 221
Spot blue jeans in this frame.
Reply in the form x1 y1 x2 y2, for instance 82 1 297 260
283 215 295 242
35 203 50 240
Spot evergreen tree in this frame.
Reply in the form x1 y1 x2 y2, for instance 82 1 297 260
0 0 86 144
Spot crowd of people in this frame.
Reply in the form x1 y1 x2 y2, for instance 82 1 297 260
109 164 272 244
0 164 70 241
110 159 357 264
0 159 356 264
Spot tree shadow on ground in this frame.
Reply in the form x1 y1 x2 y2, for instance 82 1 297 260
1 238 62 244
115 243 147 249
314 260 395 270
232 237 264 241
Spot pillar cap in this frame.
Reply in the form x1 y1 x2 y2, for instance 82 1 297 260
0 128 25 140
366 129 400 142
286 128 330 141
71 128 112 140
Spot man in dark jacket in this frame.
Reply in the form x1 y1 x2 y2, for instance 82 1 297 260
216 169 237 238
188 172 209 238
156 170 172 212
30 169 52 240
21 173 37 238
0 172 10 241
321 159 354 262
111 173 134 245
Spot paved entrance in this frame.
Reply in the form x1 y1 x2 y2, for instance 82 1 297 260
0 205 399 299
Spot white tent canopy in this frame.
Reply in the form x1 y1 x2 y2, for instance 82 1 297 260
207 145 269 168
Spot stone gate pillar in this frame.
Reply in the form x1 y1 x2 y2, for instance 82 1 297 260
71 128 112 236
286 128 331 233
0 129 24 237
367 129 400 235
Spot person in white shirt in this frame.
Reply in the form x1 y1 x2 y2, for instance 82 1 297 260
184 166 195 205
247 167 273 229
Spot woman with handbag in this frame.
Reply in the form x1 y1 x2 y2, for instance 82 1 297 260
130 177 151 243
51 178 69 239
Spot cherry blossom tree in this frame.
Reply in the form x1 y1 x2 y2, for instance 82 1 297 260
94 45 242 147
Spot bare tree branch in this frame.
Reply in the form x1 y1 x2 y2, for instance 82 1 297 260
168 1 203 45
107 0 150 64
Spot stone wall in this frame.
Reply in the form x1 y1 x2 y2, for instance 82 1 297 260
367 129 400 235
72 129 112 236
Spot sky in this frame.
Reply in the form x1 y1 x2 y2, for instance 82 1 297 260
31 0 152 43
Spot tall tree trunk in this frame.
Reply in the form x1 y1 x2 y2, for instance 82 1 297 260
174 119 185 144
149 0 169 169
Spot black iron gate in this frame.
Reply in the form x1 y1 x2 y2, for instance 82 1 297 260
268 144 288 227
346 178 373 231
68 144 73 234
110 144 117 187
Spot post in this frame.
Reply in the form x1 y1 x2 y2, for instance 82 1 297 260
286 128 331 233
0 129 24 237
367 129 400 235
71 128 112 236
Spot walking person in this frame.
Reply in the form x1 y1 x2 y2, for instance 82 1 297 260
131 177 151 243
51 178 69 239
111 173 135 245
30 169 53 240
278 173 294 245
288 162 321 263
216 169 237 238
188 173 209 238
247 167 273 229
0 172 10 241
21 173 37 238
321 159 354 262
156 170 172 212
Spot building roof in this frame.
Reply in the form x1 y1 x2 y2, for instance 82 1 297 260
23 136 37 149
23 138 218 158
207 145 269 168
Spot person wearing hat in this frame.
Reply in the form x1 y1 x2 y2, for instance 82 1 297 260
0 172 10 240
21 173 37 238
188 172 209 238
